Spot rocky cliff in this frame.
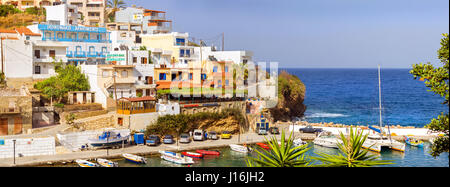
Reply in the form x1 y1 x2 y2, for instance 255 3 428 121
269 70 307 122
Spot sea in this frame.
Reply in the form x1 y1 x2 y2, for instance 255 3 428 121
279 68 448 127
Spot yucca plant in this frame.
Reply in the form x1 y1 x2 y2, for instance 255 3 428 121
313 127 394 167
246 130 312 167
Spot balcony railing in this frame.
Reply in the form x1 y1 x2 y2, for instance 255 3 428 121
0 107 20 114
67 51 107 58
43 38 111 43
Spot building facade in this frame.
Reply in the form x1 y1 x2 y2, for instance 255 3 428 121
66 0 106 26
1 0 60 10
115 7 172 35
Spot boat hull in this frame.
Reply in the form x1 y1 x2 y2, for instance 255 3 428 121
160 151 194 165
122 154 147 164
230 144 251 153
182 152 203 158
196 150 220 155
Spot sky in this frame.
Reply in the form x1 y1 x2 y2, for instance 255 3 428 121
126 0 449 68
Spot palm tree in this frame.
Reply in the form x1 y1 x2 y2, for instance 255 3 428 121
313 127 394 167
246 130 312 167
106 0 126 23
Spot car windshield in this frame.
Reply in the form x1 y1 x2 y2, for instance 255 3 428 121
210 132 216 135
223 131 229 134
194 132 202 136
181 135 188 138
149 136 158 139
165 135 172 138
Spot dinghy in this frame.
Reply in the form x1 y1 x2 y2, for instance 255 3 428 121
159 151 194 165
122 153 147 164
230 144 252 153
405 136 424 148
256 143 270 149
96 158 118 167
196 150 220 156
75 159 99 167
181 152 203 158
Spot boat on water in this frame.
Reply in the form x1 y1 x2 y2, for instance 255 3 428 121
256 142 270 149
75 159 99 167
159 151 194 165
361 66 405 153
88 129 129 148
230 144 252 153
196 150 220 156
182 151 203 159
293 138 307 147
313 132 342 149
404 136 424 148
96 158 118 167
122 153 147 164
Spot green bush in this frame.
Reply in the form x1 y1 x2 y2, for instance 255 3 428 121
0 5 21 17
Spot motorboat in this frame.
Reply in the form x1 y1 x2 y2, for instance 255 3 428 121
88 129 129 148
75 159 99 167
159 151 194 165
181 151 203 159
404 136 424 148
230 144 252 153
96 158 118 167
196 150 220 156
313 132 342 149
122 153 147 164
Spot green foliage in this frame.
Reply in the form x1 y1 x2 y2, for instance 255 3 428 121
65 113 77 126
0 72 6 88
53 103 64 108
136 92 143 97
106 0 126 23
0 5 21 17
246 130 312 167
312 128 394 167
34 61 90 103
410 33 449 157
144 108 245 136
24 6 45 16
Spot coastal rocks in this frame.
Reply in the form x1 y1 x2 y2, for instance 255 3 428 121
269 71 307 122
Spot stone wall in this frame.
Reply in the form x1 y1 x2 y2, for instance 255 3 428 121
180 101 246 115
0 95 33 135
0 137 55 158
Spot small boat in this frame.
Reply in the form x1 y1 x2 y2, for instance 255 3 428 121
404 136 424 148
313 132 342 149
182 152 203 158
75 159 99 167
159 151 194 165
122 153 147 164
196 150 220 156
88 129 129 148
230 144 252 153
256 142 270 149
293 138 307 147
96 158 118 167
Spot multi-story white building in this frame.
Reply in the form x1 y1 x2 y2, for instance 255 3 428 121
115 7 172 35
67 0 106 27
44 3 79 26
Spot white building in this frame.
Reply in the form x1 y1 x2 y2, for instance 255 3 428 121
44 3 79 26
193 46 253 65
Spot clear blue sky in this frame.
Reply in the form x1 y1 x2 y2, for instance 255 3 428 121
127 0 449 68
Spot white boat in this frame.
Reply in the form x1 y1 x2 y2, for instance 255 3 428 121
293 138 307 147
75 159 99 167
122 153 147 164
362 66 405 153
230 144 252 153
313 132 342 149
159 151 194 165
96 158 118 167
88 129 129 148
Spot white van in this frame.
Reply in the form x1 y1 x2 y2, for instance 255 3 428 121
193 129 205 141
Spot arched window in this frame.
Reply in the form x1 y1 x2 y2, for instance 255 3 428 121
57 32 64 39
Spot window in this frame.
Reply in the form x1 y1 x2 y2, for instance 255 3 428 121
201 74 207 80
225 79 229 86
185 49 190 57
189 73 193 80
49 50 56 58
225 66 229 72
176 38 185 46
35 66 41 74
133 57 137 63
83 33 89 39
101 47 107 54
34 50 40 59
97 34 102 40
75 46 82 52
138 76 142 81
218 80 222 87
45 32 52 39
141 57 147 64
159 73 166 80
89 46 95 54
213 66 218 73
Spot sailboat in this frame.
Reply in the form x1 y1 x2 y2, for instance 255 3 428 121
361 66 405 153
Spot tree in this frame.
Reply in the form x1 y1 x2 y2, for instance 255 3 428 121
313 128 394 167
410 33 449 158
0 72 6 88
106 0 126 23
34 61 90 104
246 130 312 167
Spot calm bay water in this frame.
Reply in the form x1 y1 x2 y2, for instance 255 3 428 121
115 142 448 167
278 68 447 127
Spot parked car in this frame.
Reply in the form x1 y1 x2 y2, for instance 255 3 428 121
179 133 191 143
193 129 205 141
146 135 160 146
207 131 219 140
269 127 280 134
257 126 268 135
299 125 323 133
163 135 175 144
221 131 232 139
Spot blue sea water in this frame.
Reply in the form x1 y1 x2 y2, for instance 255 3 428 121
279 68 448 127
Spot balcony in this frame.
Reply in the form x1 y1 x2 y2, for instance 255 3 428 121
34 55 67 63
0 107 21 114
43 37 111 43
67 51 107 58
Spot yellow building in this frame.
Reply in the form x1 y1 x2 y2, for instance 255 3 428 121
140 32 194 65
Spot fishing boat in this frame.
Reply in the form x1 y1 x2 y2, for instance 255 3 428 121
313 132 342 149
230 144 252 153
256 142 270 149
196 150 220 156
75 159 99 167
159 151 194 165
404 136 424 148
182 151 204 159
122 153 147 164
88 129 129 148
361 66 405 153
96 158 118 167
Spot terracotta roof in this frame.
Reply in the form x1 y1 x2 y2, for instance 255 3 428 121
14 27 41 36
119 96 156 102
144 9 166 13
0 29 17 34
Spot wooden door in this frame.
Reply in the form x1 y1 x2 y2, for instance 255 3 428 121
73 93 77 104
0 118 8 135
13 117 22 134
83 93 87 104
118 118 123 126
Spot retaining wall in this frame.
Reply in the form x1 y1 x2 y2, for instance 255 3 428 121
0 137 55 159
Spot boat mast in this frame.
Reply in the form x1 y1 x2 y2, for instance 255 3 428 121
378 65 383 136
